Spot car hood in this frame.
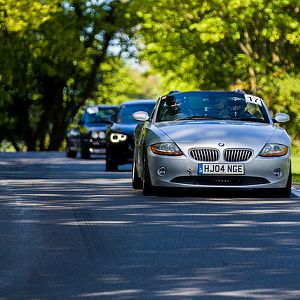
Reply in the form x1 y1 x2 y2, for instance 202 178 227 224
156 120 276 145
84 124 108 132
110 123 137 136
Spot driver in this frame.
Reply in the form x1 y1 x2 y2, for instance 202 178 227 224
166 96 181 116
221 98 252 118
161 95 185 121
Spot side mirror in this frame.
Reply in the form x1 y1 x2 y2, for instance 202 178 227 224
132 111 149 122
273 113 290 123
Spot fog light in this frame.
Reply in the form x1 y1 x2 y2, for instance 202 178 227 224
273 168 282 177
157 166 167 176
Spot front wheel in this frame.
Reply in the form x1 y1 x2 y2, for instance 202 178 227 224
270 167 292 198
106 159 118 171
142 155 156 196
276 168 292 198
80 142 90 159
66 144 77 158
132 159 142 189
80 150 90 159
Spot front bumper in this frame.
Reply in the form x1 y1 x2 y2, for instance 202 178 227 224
147 148 291 190
107 139 134 164
83 138 106 154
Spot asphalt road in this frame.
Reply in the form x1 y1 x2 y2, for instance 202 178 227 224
0 152 300 300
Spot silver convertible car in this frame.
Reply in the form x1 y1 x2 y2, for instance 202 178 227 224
132 90 291 197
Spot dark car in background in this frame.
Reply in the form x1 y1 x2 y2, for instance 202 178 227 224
66 105 118 159
106 100 156 171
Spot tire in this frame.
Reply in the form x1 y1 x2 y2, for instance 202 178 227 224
66 145 77 158
80 150 90 159
80 142 91 159
142 155 156 196
276 167 292 198
132 159 142 189
269 166 292 198
106 159 118 171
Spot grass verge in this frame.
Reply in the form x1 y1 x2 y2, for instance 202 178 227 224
292 154 300 185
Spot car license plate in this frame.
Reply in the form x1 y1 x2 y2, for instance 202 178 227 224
198 163 244 175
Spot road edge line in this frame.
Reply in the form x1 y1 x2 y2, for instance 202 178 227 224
292 187 300 198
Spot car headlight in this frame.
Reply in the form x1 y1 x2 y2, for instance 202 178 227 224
259 143 289 157
150 142 183 156
91 131 99 139
110 133 128 143
91 131 106 139
98 131 106 139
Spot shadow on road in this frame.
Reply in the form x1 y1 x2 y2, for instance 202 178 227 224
1 152 300 299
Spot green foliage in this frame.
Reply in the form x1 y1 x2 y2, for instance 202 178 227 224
260 74 300 141
130 0 300 139
133 0 300 87
291 139 300 183
0 0 140 151
292 152 300 184
292 174 300 184
96 58 164 104
0 0 58 32
1 0 300 151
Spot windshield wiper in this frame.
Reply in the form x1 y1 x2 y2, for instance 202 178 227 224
234 117 268 123
87 119 112 124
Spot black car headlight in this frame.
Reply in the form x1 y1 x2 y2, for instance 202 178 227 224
110 133 128 143
91 131 106 139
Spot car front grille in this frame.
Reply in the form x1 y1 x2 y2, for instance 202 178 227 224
189 148 253 162
189 148 219 162
224 149 253 162
171 176 269 186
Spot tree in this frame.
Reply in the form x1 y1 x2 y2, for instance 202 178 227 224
0 0 60 150
0 0 139 150
131 0 300 139
96 57 164 103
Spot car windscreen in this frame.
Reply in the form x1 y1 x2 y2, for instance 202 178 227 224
85 107 117 124
155 92 269 123
117 103 155 124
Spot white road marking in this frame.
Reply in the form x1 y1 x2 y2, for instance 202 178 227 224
292 187 300 198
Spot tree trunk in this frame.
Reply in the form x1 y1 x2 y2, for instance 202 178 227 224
238 29 257 93
248 66 257 94
35 76 65 151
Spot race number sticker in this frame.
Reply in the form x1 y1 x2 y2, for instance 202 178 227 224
245 94 262 106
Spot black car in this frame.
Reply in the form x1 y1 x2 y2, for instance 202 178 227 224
66 105 118 159
106 100 156 171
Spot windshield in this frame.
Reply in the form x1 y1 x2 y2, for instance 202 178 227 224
117 103 155 124
85 107 117 124
155 92 269 123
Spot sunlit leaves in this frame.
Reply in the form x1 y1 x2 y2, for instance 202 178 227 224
1 0 60 32
0 0 140 150
190 16 225 43
131 0 300 140
96 57 164 103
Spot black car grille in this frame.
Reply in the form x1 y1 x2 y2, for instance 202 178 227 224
171 176 269 186
224 149 253 162
189 148 219 162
